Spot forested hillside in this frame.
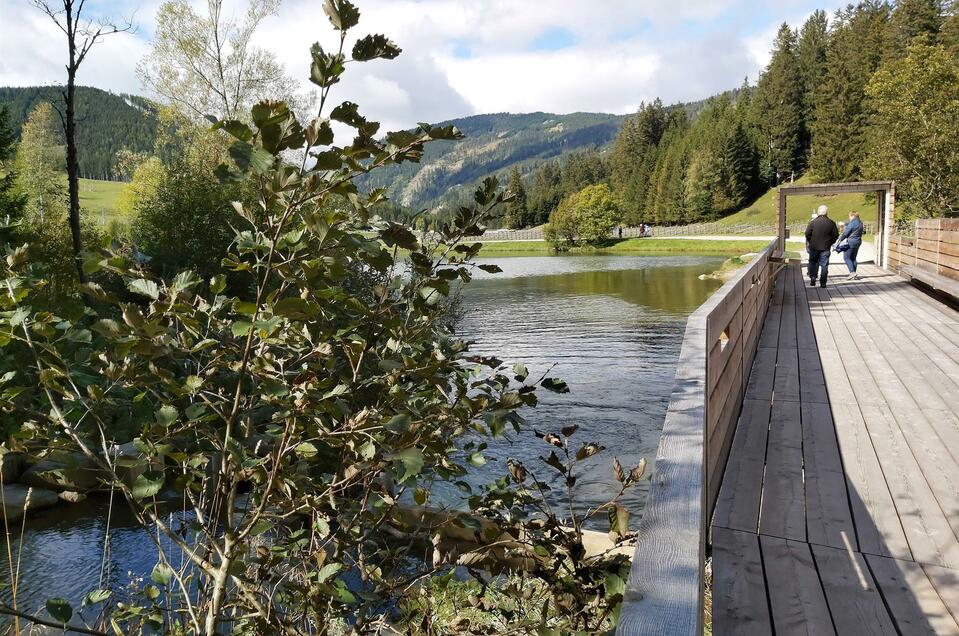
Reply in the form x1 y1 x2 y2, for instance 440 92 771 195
357 111 624 209
0 86 157 180
512 0 959 231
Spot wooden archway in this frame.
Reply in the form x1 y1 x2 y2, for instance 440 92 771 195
776 181 896 268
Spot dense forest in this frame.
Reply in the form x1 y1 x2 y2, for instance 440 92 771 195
0 86 158 180
508 0 959 229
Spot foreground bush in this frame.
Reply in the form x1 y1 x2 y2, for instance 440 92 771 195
0 2 641 634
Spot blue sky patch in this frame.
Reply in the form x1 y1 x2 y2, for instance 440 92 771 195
529 27 577 52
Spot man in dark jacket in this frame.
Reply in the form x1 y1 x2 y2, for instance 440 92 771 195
805 205 839 287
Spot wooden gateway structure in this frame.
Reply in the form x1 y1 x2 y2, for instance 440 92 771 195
618 182 959 635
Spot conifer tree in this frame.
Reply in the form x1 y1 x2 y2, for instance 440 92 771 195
942 1 959 54
797 11 829 156
887 0 944 57
504 168 528 229
811 3 890 181
0 106 27 223
752 24 804 183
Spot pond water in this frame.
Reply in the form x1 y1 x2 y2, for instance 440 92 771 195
1 252 724 618
454 254 724 515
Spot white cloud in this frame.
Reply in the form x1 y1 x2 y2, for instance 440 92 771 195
0 0 853 129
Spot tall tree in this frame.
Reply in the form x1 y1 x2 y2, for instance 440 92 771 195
752 24 804 183
139 0 304 121
797 11 829 156
504 168 528 229
887 0 944 57
942 0 959 54
609 99 666 223
865 43 959 215
0 106 27 224
811 2 890 181
13 103 65 223
32 0 133 283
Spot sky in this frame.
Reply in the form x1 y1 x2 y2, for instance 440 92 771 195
0 0 851 132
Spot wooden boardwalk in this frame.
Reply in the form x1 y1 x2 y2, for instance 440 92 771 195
712 263 959 635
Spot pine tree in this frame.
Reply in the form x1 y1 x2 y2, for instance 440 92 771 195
609 99 666 223
797 11 829 156
942 0 959 54
811 3 890 181
887 0 944 57
0 106 27 223
752 24 805 183
504 168 528 229
722 121 760 209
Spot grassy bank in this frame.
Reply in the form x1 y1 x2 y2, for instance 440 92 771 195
471 237 776 256
78 178 127 227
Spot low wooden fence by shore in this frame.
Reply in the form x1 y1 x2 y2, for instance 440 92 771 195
888 218 959 281
616 239 779 636
472 222 876 242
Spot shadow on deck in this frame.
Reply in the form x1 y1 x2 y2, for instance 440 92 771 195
711 263 959 634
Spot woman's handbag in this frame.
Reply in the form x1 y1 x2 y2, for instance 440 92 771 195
834 238 850 253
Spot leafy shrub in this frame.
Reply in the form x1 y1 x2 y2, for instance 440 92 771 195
0 3 643 633
544 183 621 249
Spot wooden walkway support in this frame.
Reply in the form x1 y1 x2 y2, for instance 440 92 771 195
711 263 959 635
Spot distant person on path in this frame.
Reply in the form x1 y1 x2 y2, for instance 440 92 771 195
805 205 839 288
838 210 864 280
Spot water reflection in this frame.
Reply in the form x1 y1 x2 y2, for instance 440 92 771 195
456 254 723 517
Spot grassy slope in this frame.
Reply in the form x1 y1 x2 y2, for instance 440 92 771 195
718 174 875 226
78 178 126 225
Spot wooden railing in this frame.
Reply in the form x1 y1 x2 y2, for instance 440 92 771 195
888 218 959 281
617 239 778 636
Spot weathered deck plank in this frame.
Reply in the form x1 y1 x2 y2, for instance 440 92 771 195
711 263 959 635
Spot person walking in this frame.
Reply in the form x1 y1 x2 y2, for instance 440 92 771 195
805 204 839 288
838 210 864 280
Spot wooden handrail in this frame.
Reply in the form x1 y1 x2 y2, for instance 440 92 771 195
617 239 778 635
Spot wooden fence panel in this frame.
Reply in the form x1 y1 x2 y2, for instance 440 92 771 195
619 240 778 636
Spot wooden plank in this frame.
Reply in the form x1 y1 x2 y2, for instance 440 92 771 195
812 543 898 635
713 399 771 534
745 346 776 401
810 304 910 559
712 527 773 636
773 347 801 402
867 555 959 635
802 401 857 551
923 564 959 626
758 272 785 350
760 535 836 636
759 399 805 542
798 349 829 404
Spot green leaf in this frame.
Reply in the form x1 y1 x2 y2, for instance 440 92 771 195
413 487 428 505
127 278 159 300
468 452 487 467
384 414 411 433
82 589 111 606
391 448 424 483
380 223 419 249
232 321 253 338
541 377 570 393
352 34 402 61
295 442 318 458
317 562 341 583
214 119 254 142
132 472 165 499
323 0 360 30
46 598 72 624
151 562 173 586
156 405 178 427
273 297 312 319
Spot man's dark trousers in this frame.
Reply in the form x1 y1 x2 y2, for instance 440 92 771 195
808 249 830 285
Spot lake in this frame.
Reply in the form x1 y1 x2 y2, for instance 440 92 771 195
1 252 725 616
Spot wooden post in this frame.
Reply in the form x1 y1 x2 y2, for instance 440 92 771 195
776 189 787 256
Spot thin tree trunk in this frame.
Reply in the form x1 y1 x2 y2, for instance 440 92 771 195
63 9 86 285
